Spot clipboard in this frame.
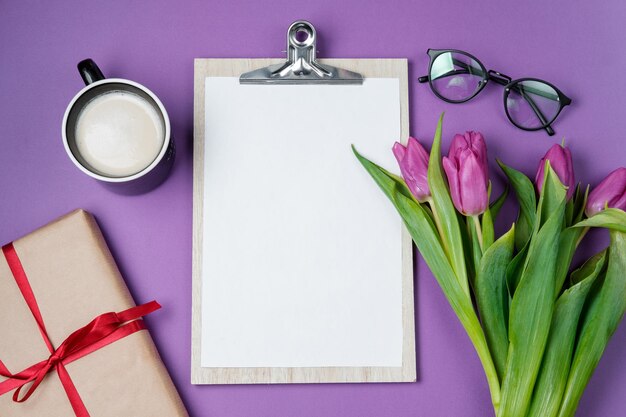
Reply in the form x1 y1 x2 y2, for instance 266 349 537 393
192 21 415 384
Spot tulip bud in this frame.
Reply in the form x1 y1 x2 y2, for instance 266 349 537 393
585 167 626 217
392 137 431 203
442 131 489 216
535 143 575 200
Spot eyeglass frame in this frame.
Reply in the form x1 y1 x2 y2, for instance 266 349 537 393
418 48 572 136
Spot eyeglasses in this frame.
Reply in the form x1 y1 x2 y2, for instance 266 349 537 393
418 49 572 136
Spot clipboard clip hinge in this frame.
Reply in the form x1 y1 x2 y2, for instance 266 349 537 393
239 21 364 85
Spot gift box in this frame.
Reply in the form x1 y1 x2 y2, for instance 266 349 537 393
0 209 189 417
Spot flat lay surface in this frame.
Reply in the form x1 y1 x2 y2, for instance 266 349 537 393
1 1 624 416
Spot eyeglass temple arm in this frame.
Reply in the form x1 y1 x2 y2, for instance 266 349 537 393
516 87 555 136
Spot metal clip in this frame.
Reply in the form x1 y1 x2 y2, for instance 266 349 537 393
239 20 363 85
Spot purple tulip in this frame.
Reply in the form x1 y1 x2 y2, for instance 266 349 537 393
535 144 575 200
442 131 489 216
585 167 626 217
392 137 431 203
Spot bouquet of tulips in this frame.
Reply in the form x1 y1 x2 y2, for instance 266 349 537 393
353 114 626 417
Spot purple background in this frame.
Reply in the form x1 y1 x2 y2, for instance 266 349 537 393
1 1 625 416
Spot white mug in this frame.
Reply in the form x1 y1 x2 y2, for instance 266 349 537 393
62 59 174 194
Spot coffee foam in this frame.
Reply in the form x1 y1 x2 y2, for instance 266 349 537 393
75 91 164 177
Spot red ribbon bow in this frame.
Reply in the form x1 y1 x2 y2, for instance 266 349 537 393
0 242 161 417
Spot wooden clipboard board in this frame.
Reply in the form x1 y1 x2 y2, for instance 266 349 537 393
191 22 415 385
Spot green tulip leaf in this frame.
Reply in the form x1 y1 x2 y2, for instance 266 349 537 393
476 224 515 380
537 162 567 230
498 167 566 417
351 145 416 201
497 160 537 250
527 250 606 417
506 239 528 296
482 208 495 250
572 208 626 233
554 227 584 294
427 113 470 297
565 198 575 227
573 185 589 224
565 184 584 226
558 231 626 417
392 188 472 307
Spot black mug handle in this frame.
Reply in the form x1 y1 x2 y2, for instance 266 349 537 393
77 58 105 85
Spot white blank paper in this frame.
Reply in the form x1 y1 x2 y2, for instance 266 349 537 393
201 77 403 368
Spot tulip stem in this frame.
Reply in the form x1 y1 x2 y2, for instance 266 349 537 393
472 215 484 252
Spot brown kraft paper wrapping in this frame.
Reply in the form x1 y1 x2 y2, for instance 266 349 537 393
0 209 189 417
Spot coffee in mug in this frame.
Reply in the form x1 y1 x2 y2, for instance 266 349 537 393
62 59 174 193
75 91 165 177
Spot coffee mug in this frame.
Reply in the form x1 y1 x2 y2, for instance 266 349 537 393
62 59 175 194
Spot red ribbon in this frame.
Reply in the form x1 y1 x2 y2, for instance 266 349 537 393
0 242 161 417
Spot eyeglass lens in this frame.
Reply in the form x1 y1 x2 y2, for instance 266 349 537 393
506 80 561 129
430 52 485 102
